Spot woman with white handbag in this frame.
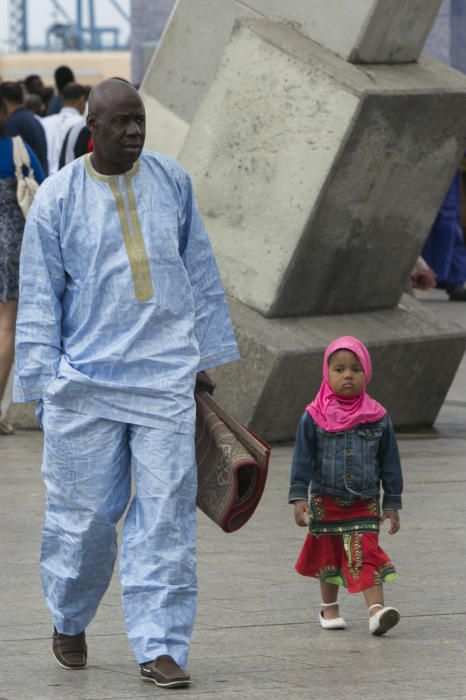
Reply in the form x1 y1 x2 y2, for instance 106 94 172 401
0 93 44 434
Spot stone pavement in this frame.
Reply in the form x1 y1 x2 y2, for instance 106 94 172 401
0 291 465 700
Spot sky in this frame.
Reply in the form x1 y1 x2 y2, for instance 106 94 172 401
0 0 131 52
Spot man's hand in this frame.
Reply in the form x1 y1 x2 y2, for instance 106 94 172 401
380 510 400 534
195 371 216 395
293 500 311 527
410 257 436 291
411 269 436 291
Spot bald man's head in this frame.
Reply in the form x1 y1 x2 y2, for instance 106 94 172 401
87 79 145 175
88 78 141 116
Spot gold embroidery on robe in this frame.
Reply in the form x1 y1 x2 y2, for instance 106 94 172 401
84 155 153 302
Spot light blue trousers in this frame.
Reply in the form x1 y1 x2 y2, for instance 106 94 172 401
40 400 197 667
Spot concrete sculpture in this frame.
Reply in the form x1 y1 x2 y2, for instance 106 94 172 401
140 0 466 440
141 0 444 153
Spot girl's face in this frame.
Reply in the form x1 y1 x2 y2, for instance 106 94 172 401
328 350 365 397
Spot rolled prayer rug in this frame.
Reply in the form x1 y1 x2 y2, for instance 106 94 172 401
195 391 270 533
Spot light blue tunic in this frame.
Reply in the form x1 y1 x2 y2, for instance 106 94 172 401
14 150 239 431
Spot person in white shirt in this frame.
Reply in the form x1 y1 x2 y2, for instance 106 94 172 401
41 83 87 175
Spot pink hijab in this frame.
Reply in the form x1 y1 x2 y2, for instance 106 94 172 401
306 336 386 432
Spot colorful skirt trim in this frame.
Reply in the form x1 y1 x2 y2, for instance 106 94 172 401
295 495 397 593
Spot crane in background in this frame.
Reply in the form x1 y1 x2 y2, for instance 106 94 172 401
8 0 130 52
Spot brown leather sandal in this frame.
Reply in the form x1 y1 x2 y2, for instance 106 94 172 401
140 655 190 688
52 628 87 669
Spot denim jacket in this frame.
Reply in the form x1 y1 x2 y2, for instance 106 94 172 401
288 412 403 510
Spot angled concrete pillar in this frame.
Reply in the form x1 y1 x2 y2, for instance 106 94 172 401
141 0 443 155
180 20 466 317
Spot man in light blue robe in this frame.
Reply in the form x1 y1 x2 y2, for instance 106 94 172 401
14 79 239 688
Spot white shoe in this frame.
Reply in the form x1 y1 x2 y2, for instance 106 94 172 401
369 604 400 635
319 602 346 630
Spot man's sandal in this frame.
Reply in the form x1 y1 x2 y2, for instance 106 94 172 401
368 604 400 635
52 628 87 669
319 601 346 630
140 656 190 688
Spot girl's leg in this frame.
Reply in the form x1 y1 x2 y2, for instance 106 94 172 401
362 584 384 616
320 580 340 619
0 301 17 402
363 583 400 634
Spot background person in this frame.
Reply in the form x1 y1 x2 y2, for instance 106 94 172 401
0 81 48 176
24 74 44 96
45 65 75 116
0 94 44 434
25 93 46 119
41 82 87 175
58 121 92 168
422 171 466 301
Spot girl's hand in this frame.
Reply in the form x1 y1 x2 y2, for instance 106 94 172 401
293 500 311 527
381 510 400 534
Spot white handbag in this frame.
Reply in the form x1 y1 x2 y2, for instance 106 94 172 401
12 135 40 218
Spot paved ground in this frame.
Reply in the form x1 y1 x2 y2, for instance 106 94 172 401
1 291 465 700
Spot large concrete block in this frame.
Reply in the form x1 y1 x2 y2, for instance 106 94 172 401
180 19 466 317
142 92 189 158
141 0 443 128
210 295 466 442
141 0 255 126
246 0 444 64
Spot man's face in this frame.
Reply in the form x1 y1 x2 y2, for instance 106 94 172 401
88 91 146 171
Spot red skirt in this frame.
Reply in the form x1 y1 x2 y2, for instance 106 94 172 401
295 495 397 593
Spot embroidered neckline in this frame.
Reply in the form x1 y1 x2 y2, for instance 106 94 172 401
83 153 152 302
83 153 140 182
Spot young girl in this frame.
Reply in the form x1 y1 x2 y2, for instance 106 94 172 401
289 336 403 635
